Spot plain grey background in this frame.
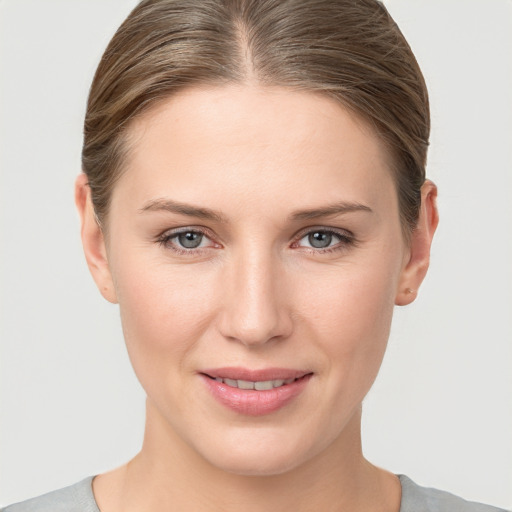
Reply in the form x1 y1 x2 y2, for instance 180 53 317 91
1 0 511 508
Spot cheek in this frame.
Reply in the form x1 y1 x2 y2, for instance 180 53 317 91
296 253 401 391
300 256 398 334
112 254 219 386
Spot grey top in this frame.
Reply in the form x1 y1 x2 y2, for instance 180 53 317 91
2 475 508 511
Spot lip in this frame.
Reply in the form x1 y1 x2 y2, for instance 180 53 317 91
200 367 313 416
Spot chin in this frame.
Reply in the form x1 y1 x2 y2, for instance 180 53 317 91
210 451 303 477
195 427 316 477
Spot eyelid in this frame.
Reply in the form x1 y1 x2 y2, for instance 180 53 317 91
156 225 215 239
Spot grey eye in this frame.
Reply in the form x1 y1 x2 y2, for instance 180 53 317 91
177 231 204 248
308 231 334 248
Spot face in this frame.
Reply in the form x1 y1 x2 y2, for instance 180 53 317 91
81 85 427 476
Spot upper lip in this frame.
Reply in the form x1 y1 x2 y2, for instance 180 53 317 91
200 367 312 382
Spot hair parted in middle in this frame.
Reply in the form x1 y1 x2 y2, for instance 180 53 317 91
82 0 429 235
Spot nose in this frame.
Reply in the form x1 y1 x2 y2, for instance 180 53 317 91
218 248 293 347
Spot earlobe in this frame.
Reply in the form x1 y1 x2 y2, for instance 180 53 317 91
395 180 439 306
75 173 118 304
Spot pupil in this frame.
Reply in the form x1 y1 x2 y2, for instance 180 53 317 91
178 232 202 248
309 231 332 248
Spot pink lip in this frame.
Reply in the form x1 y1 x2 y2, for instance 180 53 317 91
200 367 313 416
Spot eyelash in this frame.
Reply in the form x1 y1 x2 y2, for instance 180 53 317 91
156 227 356 256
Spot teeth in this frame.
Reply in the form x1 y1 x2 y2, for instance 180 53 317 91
218 377 296 390
254 380 273 390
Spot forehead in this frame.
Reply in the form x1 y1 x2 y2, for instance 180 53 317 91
115 85 396 214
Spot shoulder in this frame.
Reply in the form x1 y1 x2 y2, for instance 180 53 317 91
1 477 99 512
399 475 509 512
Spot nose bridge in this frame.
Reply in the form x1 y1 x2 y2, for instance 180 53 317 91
219 242 291 346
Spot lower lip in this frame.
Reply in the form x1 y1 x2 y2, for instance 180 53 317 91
201 374 312 416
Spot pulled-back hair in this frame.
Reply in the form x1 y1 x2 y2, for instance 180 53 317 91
82 0 429 234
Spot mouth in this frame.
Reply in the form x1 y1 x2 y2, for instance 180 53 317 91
200 368 313 416
203 373 310 390
200 367 312 389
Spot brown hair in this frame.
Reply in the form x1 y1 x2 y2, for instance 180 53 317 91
82 0 429 234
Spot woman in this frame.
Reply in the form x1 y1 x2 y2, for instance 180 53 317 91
2 1 508 511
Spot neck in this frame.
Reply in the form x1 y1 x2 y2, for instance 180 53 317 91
93 400 400 512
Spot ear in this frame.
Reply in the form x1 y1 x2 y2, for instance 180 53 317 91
75 173 118 304
395 180 439 306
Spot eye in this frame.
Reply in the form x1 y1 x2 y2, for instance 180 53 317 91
305 231 335 249
176 231 206 249
295 228 354 252
157 228 217 253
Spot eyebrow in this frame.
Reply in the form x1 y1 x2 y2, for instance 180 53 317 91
289 201 373 221
139 198 372 222
139 198 228 222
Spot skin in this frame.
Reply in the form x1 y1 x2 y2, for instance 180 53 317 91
76 85 438 512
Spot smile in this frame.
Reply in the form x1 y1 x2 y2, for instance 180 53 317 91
211 377 297 390
200 368 313 416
